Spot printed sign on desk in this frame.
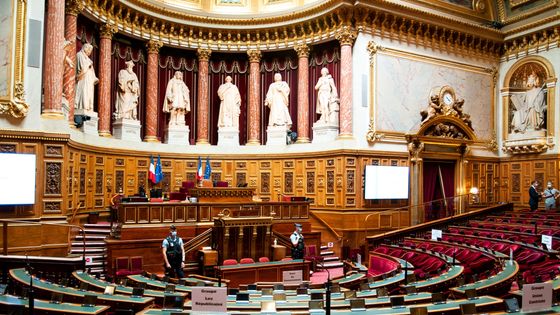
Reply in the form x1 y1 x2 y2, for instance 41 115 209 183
431 229 442 241
542 235 553 250
283 270 303 284
191 286 227 313
522 282 552 313
85 256 94 266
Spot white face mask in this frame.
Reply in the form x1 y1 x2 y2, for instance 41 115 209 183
548 185 553 189
171 231 177 237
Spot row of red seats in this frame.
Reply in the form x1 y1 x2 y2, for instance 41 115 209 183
373 246 447 280
468 221 560 236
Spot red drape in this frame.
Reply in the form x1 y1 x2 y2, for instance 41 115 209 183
308 42 341 138
208 53 249 145
439 162 456 216
158 48 198 144
110 37 147 137
423 161 455 221
260 51 298 144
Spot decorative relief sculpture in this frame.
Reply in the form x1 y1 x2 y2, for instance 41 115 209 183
163 71 190 126
114 61 140 120
314 67 339 126
265 73 292 129
75 43 98 114
217 76 241 130
509 72 547 134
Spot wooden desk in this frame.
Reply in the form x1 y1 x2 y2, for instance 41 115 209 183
216 259 310 288
189 187 255 202
0 294 110 314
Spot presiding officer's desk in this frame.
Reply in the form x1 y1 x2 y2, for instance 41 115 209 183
216 259 311 288
139 295 503 315
0 294 110 314
10 268 154 312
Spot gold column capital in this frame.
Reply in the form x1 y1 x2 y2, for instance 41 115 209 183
294 44 310 58
99 23 118 39
65 0 84 16
335 25 357 46
196 48 212 61
247 49 262 63
146 40 163 54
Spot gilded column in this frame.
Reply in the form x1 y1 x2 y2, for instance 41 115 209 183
144 40 163 142
246 50 262 145
63 0 83 126
294 44 310 143
196 48 212 145
42 0 66 118
335 26 357 139
97 24 117 137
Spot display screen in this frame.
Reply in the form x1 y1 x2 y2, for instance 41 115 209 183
0 153 36 205
364 165 409 199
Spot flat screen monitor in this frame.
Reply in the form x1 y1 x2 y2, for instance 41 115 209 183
0 153 36 205
364 165 409 200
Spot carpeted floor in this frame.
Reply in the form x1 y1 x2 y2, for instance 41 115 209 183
309 267 344 285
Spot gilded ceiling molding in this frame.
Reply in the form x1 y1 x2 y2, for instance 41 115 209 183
335 25 357 46
503 26 560 61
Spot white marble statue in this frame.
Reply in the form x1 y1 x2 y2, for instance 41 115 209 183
163 71 190 126
114 60 140 120
510 72 547 134
74 43 98 113
217 76 241 129
265 73 292 128
315 67 339 125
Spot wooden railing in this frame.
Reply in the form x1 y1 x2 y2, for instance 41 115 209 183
309 211 342 241
272 230 292 249
183 228 212 257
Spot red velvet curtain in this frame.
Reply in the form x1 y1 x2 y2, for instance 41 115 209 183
208 54 249 145
423 161 456 221
76 16 99 112
110 37 147 137
260 51 298 144
308 42 341 138
158 48 198 144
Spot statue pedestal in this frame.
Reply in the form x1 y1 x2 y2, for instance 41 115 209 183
75 109 99 136
312 123 338 144
113 118 141 142
266 126 287 146
218 127 239 146
165 125 190 145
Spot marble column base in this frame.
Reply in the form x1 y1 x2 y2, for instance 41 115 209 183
218 127 240 146
75 109 99 136
266 126 288 146
113 118 141 142
165 125 190 145
312 123 339 144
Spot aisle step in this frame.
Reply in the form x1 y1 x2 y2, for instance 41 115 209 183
72 241 105 247
83 228 112 234
84 222 111 228
75 234 107 240
321 261 344 268
70 248 105 254
323 256 339 262
321 250 334 256
320 245 328 250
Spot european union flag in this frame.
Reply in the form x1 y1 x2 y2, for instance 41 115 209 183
204 156 212 180
155 155 164 184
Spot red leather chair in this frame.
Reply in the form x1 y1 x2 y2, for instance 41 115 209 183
223 259 238 266
129 256 143 275
281 258 293 262
216 181 228 188
304 245 323 271
240 258 255 264
258 257 270 263
115 257 131 277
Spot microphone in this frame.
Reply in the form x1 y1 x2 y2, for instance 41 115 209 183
26 254 34 314
317 260 331 315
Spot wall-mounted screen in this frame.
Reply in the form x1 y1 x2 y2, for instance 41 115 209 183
364 165 409 200
0 153 36 205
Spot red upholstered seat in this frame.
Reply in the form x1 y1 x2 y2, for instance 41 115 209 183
216 181 228 187
115 257 131 277
258 257 270 263
240 258 255 264
223 259 238 265
169 192 186 201
129 256 143 275
281 258 293 261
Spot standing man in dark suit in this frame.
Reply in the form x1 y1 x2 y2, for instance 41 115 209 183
529 180 541 211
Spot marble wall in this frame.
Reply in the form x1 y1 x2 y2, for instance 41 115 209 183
375 53 493 140
0 0 14 97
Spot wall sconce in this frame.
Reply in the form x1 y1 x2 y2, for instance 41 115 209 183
470 187 479 204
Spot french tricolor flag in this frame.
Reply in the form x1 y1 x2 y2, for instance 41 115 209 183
149 156 156 183
196 156 203 181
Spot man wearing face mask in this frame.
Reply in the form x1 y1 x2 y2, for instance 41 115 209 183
290 223 305 259
162 225 185 278
543 181 560 210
